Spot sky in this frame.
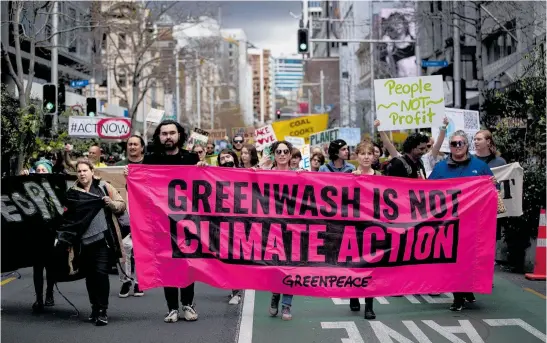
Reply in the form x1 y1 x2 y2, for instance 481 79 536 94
177 1 303 57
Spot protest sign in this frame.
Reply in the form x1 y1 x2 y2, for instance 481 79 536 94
128 165 497 297
254 125 277 151
338 128 361 147
299 144 311 170
185 128 210 151
68 116 132 139
95 167 127 201
207 129 227 142
310 127 361 148
232 127 255 144
1 174 72 272
310 128 339 147
285 136 305 148
271 114 329 144
493 162 524 218
432 108 481 154
374 75 444 131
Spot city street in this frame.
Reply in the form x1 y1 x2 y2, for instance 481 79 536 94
2 268 545 343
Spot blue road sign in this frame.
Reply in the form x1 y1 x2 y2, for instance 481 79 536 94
421 60 448 68
70 80 89 88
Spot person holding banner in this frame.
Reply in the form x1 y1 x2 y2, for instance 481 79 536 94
192 144 208 163
429 130 496 311
240 144 260 169
290 148 302 170
142 120 200 323
310 152 325 172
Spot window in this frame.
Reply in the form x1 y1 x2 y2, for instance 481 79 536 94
119 33 126 50
483 20 517 64
117 72 127 87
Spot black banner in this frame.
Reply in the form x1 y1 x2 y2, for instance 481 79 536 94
1 174 75 273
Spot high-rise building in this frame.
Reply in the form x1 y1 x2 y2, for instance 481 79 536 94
274 56 304 105
248 48 273 124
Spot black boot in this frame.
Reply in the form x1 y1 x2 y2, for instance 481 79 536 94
95 309 108 326
349 298 360 312
364 298 375 320
88 307 99 322
32 300 44 313
45 291 54 307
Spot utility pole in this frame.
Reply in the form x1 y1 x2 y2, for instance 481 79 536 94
453 2 462 109
259 49 265 124
51 1 59 131
320 69 324 110
175 49 181 123
307 89 312 115
369 0 376 135
210 86 215 129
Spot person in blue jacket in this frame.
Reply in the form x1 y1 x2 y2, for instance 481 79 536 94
428 130 495 312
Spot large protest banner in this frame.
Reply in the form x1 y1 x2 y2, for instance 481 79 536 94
1 174 72 272
128 166 498 297
374 75 444 131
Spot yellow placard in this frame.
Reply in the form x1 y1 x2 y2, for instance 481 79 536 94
271 114 329 144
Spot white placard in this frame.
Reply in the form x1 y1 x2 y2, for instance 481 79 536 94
255 125 277 151
68 116 132 139
432 108 480 153
285 136 305 148
299 144 311 170
374 75 445 131
146 108 165 124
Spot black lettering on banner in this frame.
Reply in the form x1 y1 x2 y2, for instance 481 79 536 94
251 183 270 215
169 215 459 268
234 182 249 214
446 189 462 217
409 190 427 220
192 180 212 213
215 181 231 213
319 186 338 217
382 189 399 220
299 185 318 216
168 180 187 211
500 179 515 199
341 187 360 218
273 184 298 215
429 190 448 218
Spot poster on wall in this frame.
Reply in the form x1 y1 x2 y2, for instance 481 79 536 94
379 8 417 78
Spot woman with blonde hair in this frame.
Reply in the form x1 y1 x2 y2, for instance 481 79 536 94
474 130 506 168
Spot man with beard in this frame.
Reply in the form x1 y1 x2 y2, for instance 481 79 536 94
385 133 428 179
142 120 200 323
115 135 145 298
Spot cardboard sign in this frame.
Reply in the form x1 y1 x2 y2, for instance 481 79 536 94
232 127 255 144
432 108 480 154
284 136 305 148
207 129 227 142
95 167 127 202
374 75 444 131
254 125 277 151
185 128 210 151
271 114 329 144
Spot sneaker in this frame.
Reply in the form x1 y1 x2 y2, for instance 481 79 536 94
364 307 376 320
88 308 99 322
164 309 179 323
119 281 131 298
182 305 198 321
281 305 292 321
95 309 108 326
133 284 144 297
269 294 280 317
465 294 476 303
349 298 361 312
45 292 55 307
449 302 463 311
229 293 241 305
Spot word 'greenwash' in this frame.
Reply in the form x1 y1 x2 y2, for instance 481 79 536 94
377 78 443 126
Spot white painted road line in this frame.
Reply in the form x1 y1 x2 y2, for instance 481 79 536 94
237 290 255 343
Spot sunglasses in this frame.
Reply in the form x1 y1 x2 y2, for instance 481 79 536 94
426 144 432 148
233 139 244 144
195 150 205 154
275 149 290 155
450 141 466 148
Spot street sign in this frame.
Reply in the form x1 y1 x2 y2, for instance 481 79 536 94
314 104 334 113
421 60 448 68
70 80 89 88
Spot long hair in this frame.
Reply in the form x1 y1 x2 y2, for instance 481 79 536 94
270 140 294 168
242 143 259 167
217 149 240 167
152 120 187 152
475 130 500 156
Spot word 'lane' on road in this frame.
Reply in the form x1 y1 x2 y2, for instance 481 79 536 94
246 275 546 343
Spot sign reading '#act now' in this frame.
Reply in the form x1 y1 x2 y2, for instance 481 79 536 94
374 75 445 131
68 116 132 139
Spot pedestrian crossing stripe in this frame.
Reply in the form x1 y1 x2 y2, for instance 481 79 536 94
331 293 454 305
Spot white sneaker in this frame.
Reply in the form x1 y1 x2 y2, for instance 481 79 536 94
164 309 179 323
229 294 241 305
182 305 198 321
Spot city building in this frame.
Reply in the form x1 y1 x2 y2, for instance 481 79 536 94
302 0 340 58
248 48 273 124
274 55 304 106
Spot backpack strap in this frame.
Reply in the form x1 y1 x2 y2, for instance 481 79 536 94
394 156 413 177
326 164 335 172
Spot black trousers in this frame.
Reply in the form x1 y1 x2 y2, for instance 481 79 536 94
81 239 111 310
453 292 473 304
33 239 55 301
164 284 195 310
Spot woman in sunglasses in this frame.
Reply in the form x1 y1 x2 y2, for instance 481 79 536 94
192 144 208 163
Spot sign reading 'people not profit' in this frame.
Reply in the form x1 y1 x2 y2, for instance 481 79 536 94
374 75 445 131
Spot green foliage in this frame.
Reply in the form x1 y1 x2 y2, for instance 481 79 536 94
482 50 546 272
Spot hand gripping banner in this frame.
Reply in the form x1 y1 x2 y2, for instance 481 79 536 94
128 165 497 298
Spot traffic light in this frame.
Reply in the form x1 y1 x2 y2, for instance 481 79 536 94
297 29 309 54
276 109 281 119
86 97 97 116
58 83 66 113
43 84 57 114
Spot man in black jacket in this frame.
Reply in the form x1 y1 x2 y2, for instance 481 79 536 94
142 120 200 323
385 133 429 179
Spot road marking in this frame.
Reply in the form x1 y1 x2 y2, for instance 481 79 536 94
523 288 547 299
0 277 16 286
484 319 546 342
237 290 255 343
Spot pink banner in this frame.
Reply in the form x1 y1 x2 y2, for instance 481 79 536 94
128 165 497 297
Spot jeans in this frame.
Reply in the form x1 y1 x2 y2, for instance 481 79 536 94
82 239 111 310
117 235 137 284
164 284 195 310
273 293 293 307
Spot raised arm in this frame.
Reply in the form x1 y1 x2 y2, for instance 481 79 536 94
375 120 400 158
430 117 449 158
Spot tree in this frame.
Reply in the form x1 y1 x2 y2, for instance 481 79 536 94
1 1 96 172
